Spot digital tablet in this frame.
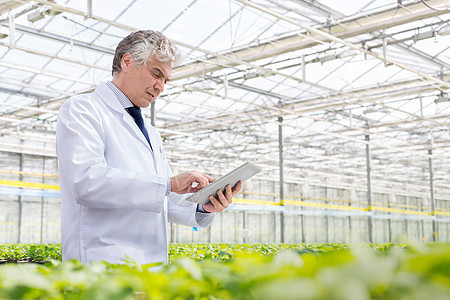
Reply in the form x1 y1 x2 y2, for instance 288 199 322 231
186 162 262 205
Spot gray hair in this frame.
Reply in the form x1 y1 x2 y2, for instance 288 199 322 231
112 30 178 77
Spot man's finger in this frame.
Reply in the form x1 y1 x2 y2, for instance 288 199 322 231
194 174 209 188
189 186 202 193
232 181 242 195
204 174 215 182
209 195 222 210
225 184 233 203
217 189 229 209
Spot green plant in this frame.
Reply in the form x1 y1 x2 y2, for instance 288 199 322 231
0 242 449 299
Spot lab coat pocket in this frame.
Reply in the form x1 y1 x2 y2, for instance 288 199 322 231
85 245 145 264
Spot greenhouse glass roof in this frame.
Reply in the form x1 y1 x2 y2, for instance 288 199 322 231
0 0 449 197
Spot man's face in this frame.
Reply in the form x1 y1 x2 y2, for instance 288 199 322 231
119 53 172 108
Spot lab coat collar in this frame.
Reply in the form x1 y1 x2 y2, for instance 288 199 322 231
95 82 127 114
94 82 153 152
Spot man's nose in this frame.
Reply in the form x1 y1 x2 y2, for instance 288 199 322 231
154 78 165 93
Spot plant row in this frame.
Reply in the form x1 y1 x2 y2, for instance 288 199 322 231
0 243 400 263
0 244 61 263
0 243 449 299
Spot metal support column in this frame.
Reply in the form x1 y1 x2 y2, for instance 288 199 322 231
8 12 15 49
300 197 305 243
428 138 437 241
300 182 308 243
278 102 285 243
87 0 92 19
273 181 277 242
17 153 24 243
348 189 354 242
388 194 393 243
405 199 409 238
365 126 373 243
325 188 329 243
242 210 247 243
40 156 45 243
207 222 211 243
421 201 425 242
243 189 247 243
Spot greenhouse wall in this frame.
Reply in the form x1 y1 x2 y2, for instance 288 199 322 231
0 153 449 244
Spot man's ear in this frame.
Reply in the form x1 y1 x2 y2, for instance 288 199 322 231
121 53 132 72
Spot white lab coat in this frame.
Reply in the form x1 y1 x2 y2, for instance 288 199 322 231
56 82 214 265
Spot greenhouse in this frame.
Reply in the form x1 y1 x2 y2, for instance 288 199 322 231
0 0 448 245
0 0 449 298
0 0 449 294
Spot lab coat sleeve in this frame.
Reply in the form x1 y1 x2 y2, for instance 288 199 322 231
167 190 215 228
56 96 167 212
160 147 215 228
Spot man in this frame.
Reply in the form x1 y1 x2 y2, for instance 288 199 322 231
56 30 241 265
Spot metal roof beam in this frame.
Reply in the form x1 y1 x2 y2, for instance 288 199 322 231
0 40 110 71
0 86 51 99
172 0 449 80
391 41 450 70
289 0 450 70
0 60 96 85
7 23 114 55
289 0 344 18
235 0 448 89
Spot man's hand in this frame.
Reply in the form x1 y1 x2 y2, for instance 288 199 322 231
170 171 215 194
203 181 242 213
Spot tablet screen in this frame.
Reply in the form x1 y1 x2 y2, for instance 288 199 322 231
185 162 261 205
